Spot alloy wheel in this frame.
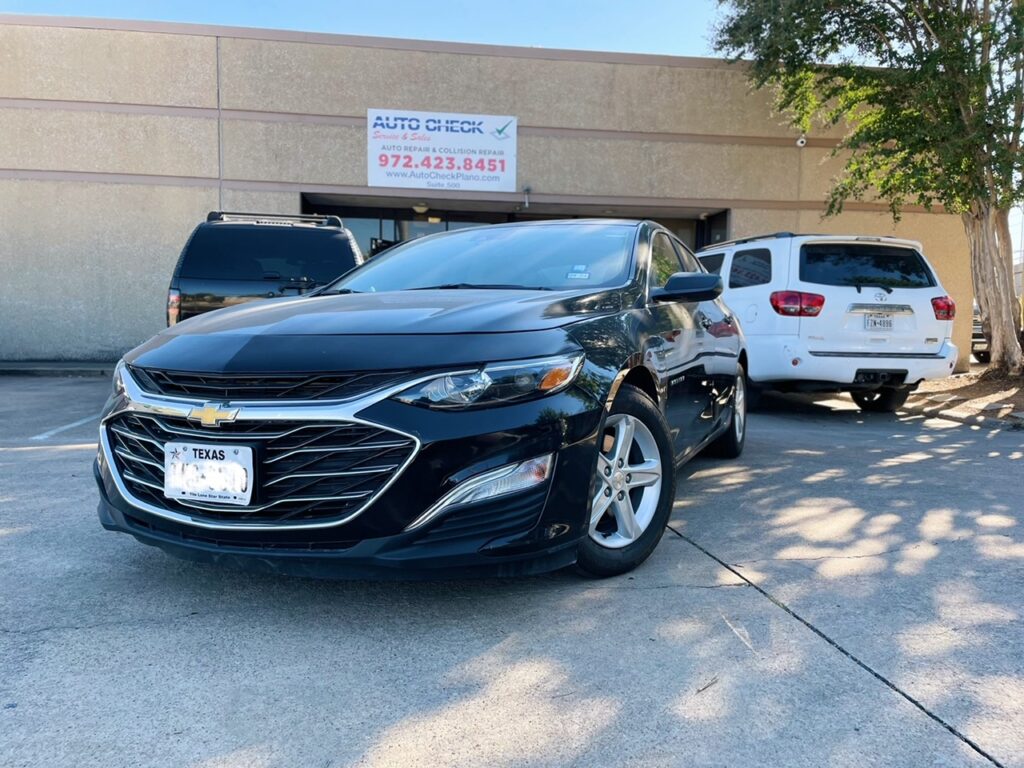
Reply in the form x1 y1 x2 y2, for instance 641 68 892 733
589 414 663 549
733 375 746 440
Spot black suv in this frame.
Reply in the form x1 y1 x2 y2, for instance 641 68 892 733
167 212 363 325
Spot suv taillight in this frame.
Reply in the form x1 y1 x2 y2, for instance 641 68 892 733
931 295 956 320
770 291 825 317
167 289 181 326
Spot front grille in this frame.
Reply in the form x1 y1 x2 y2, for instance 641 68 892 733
123 511 361 551
107 412 416 525
129 366 413 401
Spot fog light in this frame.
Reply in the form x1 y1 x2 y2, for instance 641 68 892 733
404 454 554 532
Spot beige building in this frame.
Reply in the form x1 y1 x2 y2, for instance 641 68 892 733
0 14 972 367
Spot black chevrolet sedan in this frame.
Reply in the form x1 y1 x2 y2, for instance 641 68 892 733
95 220 747 578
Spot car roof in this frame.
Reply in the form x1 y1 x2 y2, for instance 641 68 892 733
697 231 924 252
475 218 646 229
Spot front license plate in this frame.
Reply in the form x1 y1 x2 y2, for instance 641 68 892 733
864 313 894 331
163 441 253 506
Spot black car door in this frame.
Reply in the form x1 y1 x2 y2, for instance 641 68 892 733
642 230 713 458
673 237 740 428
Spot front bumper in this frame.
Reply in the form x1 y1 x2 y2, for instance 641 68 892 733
747 337 958 388
95 372 604 579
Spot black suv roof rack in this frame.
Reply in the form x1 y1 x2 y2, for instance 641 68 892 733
206 211 344 228
696 232 798 252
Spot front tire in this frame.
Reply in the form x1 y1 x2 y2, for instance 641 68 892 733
576 384 675 578
851 386 911 413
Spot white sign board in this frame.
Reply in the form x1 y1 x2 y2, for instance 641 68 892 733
367 109 517 193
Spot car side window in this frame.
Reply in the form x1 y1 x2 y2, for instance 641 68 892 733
672 238 702 273
729 248 772 288
649 232 683 287
698 253 725 275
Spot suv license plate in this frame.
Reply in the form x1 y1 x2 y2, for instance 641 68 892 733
164 442 253 506
864 313 894 331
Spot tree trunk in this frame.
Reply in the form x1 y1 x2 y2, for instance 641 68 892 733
995 207 1022 338
962 202 1024 375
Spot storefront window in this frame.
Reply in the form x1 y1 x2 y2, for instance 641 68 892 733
341 217 381 257
301 198 719 254
396 217 446 241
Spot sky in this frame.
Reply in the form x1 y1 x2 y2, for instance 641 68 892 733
1 0 721 56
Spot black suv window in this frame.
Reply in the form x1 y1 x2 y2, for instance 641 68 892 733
729 248 772 288
178 225 360 283
650 233 683 287
698 253 725 275
800 243 935 289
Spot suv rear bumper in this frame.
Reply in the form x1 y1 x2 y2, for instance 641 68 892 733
748 338 957 387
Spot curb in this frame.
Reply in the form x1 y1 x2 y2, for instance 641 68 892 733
903 396 1024 429
0 362 115 377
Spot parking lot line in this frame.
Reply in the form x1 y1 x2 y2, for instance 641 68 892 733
679 531 1007 768
28 413 102 441
0 443 97 453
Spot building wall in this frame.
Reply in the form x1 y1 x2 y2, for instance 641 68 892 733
0 16 972 367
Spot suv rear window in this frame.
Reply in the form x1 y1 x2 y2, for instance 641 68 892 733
800 243 935 289
178 225 359 282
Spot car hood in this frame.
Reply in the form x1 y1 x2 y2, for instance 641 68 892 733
166 288 620 337
124 289 619 374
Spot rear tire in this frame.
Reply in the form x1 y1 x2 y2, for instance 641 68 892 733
851 386 911 413
706 363 748 459
745 377 765 411
576 384 675 578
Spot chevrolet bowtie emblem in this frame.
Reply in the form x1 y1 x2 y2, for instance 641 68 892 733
187 402 239 427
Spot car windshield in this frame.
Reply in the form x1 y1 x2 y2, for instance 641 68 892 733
800 243 936 289
327 223 636 293
179 225 360 283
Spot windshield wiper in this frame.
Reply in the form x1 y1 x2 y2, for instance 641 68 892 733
853 283 894 294
410 283 553 291
320 287 361 295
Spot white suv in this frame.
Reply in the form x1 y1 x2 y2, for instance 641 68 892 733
697 233 958 412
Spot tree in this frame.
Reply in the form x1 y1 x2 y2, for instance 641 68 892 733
714 0 1024 374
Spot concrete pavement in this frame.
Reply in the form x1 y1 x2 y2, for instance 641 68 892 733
1 376 1021 767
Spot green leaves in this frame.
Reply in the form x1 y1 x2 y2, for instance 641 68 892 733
714 0 1024 216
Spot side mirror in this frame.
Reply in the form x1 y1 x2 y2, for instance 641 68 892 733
651 272 723 303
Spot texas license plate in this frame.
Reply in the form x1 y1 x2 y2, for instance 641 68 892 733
164 442 253 506
864 313 894 331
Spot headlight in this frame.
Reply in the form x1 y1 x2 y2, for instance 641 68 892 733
111 360 127 397
394 353 584 409
101 360 128 418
